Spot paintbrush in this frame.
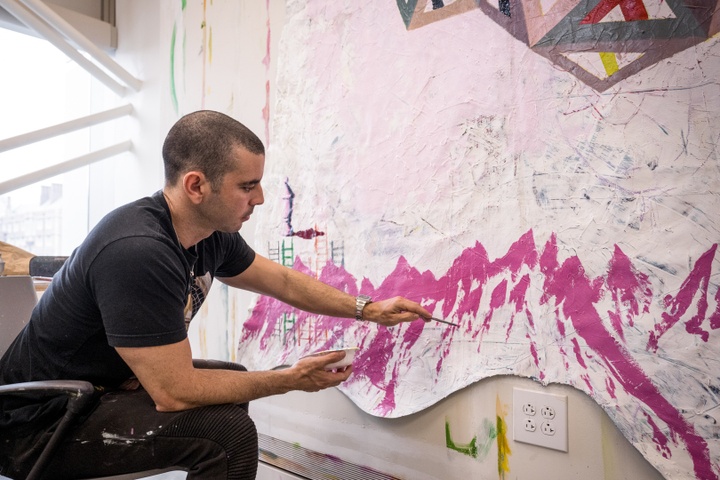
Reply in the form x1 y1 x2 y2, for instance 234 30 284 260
427 317 459 327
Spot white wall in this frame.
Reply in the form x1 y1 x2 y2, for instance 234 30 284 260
112 2 667 479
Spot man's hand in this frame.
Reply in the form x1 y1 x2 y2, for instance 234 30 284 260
289 350 352 392
361 296 432 327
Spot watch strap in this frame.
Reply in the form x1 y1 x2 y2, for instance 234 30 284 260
355 294 372 321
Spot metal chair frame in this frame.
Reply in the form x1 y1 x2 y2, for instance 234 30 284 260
0 276 185 480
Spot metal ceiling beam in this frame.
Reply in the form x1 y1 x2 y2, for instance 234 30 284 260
0 104 133 153
0 140 133 196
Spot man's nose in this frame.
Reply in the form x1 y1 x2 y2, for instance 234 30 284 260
253 184 265 205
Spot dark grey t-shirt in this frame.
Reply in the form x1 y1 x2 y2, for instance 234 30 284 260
0 191 255 429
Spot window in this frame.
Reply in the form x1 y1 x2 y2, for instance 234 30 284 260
0 23 130 256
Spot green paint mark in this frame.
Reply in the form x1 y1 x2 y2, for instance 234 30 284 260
600 52 619 77
170 22 178 115
445 418 479 458
496 415 511 479
181 0 186 10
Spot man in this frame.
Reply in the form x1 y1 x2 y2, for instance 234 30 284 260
0 110 432 479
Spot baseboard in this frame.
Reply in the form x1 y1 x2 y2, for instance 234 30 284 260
258 433 400 480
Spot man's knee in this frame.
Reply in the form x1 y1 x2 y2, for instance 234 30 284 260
161 403 258 467
158 404 258 479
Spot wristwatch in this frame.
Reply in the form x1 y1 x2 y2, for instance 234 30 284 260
355 294 373 321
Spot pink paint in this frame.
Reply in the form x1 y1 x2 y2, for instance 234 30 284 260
555 311 566 338
508 274 533 339
644 411 672 459
528 334 544 380
540 237 715 479
648 244 718 351
605 377 617 400
526 307 536 330
607 245 652 341
559 346 570 371
479 279 507 342
711 284 720 330
571 337 587 369
240 231 718 478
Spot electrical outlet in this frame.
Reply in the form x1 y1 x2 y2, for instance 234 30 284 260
513 387 568 452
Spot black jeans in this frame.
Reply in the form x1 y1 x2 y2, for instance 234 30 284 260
3 360 258 480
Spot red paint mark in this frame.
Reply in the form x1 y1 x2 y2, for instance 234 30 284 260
580 0 649 23
291 228 326 239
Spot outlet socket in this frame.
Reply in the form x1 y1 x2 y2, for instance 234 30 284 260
513 387 568 452
524 418 537 432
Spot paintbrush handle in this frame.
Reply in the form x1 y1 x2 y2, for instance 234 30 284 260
430 317 459 327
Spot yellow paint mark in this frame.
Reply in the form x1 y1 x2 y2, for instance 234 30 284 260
599 52 619 77
496 395 511 479
208 26 213 64
601 413 617 480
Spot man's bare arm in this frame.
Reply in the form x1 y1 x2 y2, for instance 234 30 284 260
116 338 350 411
219 254 432 326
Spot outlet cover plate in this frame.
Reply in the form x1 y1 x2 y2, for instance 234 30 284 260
513 387 568 452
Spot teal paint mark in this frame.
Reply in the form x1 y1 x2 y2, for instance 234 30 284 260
477 418 498 461
445 418 479 458
395 0 417 28
170 22 178 115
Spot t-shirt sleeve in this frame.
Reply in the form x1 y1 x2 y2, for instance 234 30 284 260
88 236 189 348
212 232 256 278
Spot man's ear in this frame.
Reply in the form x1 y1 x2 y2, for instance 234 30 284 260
182 171 208 204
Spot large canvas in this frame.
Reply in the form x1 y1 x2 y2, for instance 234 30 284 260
231 1 720 479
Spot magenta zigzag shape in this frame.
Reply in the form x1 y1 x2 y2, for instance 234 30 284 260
240 230 719 479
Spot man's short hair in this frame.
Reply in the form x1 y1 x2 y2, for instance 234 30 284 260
162 110 265 189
